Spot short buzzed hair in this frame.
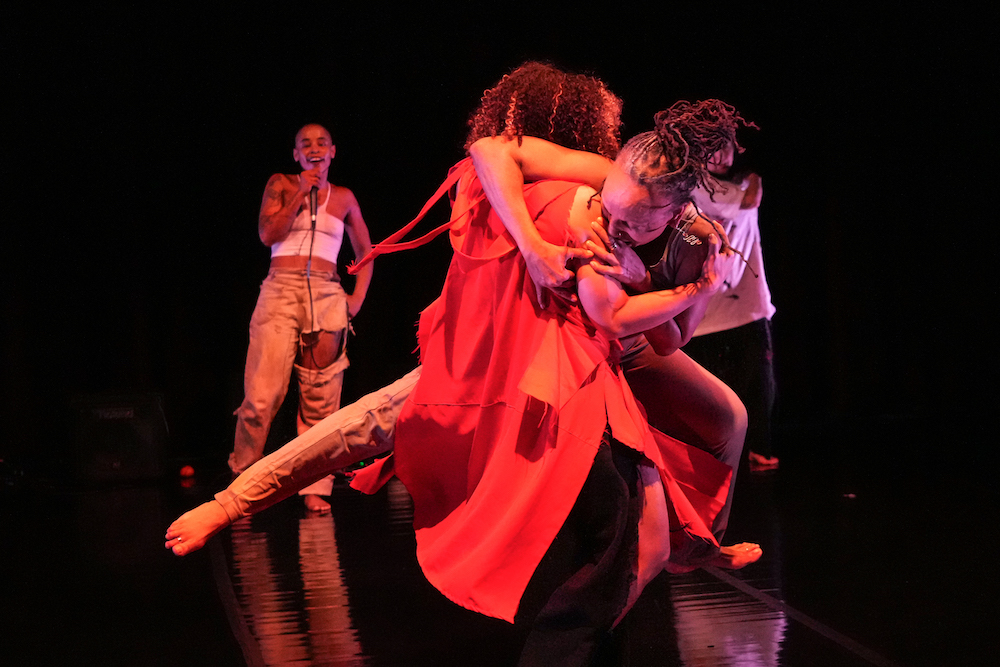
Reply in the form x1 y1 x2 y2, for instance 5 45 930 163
295 124 333 145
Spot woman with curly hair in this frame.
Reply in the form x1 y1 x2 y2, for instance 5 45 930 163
464 61 623 159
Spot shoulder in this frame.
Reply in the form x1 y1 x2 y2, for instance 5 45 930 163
330 184 359 205
265 173 296 191
684 217 719 242
666 207 710 264
566 185 601 244
672 204 715 240
328 185 366 225
569 184 599 210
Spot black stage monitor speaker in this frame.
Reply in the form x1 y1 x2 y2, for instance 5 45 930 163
71 393 168 482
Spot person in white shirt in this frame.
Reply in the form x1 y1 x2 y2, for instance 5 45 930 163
684 142 779 471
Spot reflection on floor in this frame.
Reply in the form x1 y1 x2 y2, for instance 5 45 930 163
213 466 898 667
226 493 365 665
3 415 995 665
671 571 788 666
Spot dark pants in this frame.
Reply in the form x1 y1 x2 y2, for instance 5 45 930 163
515 441 642 666
684 318 777 458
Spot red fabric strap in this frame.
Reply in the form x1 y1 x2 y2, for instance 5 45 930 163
348 158 482 274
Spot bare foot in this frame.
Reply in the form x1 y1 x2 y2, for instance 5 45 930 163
749 451 779 472
164 500 230 556
709 542 763 569
303 494 331 514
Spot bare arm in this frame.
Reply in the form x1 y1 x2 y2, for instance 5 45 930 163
470 135 612 188
258 173 311 246
577 244 725 341
569 197 733 340
644 294 712 354
641 238 712 355
342 191 373 318
586 204 728 354
469 136 611 305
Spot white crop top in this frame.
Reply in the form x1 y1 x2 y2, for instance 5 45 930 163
270 187 345 263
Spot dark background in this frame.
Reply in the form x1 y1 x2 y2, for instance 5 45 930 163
2 6 993 476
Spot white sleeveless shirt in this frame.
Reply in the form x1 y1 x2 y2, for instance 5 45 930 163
270 184 345 263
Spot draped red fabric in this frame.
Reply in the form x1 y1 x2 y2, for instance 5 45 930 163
352 164 730 622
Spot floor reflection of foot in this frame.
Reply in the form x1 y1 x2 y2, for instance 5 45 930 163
710 543 763 570
749 451 780 472
303 494 331 514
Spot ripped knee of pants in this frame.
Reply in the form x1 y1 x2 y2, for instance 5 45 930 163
297 329 347 370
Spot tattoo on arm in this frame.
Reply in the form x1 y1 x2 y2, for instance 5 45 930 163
265 180 286 208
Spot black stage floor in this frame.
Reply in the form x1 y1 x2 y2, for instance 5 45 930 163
3 416 995 666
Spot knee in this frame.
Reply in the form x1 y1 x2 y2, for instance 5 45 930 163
726 395 749 442
295 361 346 393
236 395 279 425
701 392 748 456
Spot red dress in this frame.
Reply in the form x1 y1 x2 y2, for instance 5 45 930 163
354 159 730 623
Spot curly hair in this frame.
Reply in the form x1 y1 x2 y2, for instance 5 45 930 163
464 61 622 159
616 99 756 204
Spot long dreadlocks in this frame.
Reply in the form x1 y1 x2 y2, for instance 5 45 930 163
618 99 756 204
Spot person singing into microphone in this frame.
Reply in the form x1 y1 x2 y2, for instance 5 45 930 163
229 123 374 513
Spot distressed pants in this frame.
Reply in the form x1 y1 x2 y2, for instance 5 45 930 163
229 268 350 497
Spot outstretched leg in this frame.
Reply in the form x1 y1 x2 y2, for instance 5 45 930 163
165 367 420 556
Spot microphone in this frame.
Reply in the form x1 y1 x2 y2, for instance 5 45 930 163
307 156 322 227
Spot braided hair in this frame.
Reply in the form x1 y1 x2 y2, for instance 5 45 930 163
464 61 623 159
616 99 755 204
